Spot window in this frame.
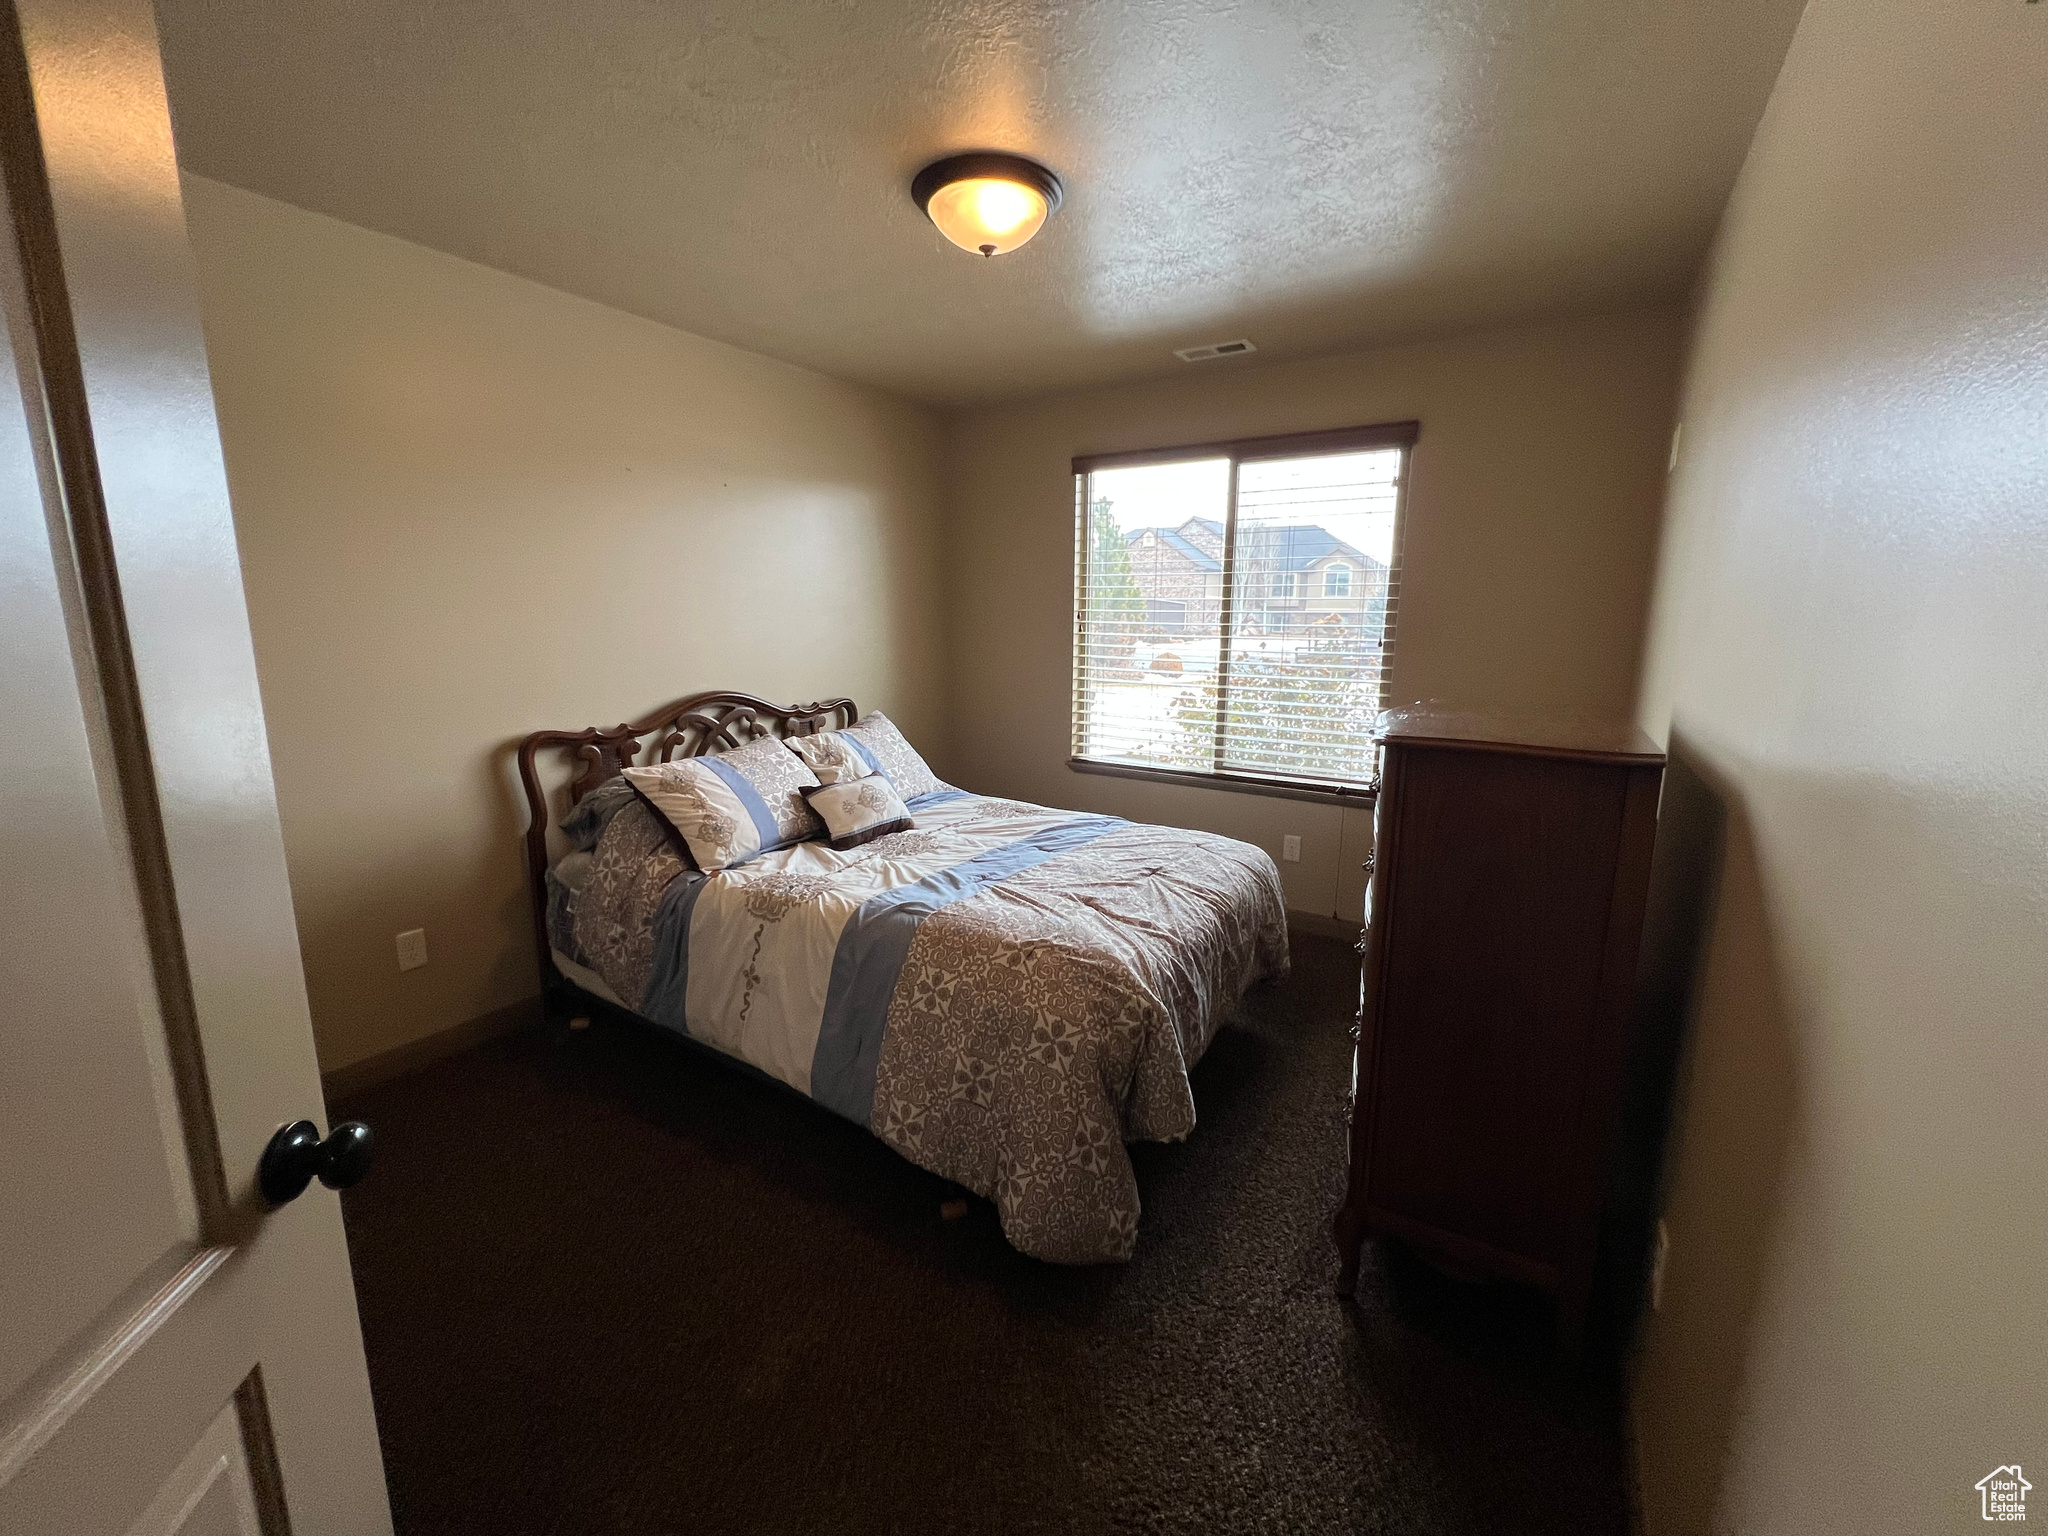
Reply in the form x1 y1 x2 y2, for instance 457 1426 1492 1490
1072 421 1415 798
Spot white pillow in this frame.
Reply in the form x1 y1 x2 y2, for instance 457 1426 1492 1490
789 712 943 800
784 729 870 785
624 735 821 872
801 775 913 850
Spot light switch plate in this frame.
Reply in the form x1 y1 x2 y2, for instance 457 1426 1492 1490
395 928 428 972
1282 834 1301 863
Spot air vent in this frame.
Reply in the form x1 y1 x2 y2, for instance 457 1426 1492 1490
1174 338 1257 363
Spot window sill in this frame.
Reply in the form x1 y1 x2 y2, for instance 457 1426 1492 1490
1068 756 1379 807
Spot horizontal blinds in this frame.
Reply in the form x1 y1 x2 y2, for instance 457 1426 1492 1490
1072 456 1229 772
1074 441 1407 793
1219 449 1401 784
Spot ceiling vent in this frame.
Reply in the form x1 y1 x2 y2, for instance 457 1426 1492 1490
1174 338 1257 363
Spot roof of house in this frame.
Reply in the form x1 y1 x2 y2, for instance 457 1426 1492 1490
1127 526 1221 572
1252 525 1375 571
1133 520 1382 576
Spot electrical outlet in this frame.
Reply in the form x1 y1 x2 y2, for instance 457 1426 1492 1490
1282 834 1301 863
1650 1218 1670 1310
395 928 428 972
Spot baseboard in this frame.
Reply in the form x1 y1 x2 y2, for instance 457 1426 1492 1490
1287 908 1362 942
321 995 542 1103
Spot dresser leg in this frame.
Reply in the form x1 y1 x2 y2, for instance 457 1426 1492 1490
1333 1202 1366 1296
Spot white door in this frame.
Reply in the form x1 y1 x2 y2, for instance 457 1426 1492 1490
0 1 392 1533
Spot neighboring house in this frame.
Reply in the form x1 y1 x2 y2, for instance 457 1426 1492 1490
1177 516 1226 562
1125 517 1388 639
1125 521 1223 633
1243 524 1387 638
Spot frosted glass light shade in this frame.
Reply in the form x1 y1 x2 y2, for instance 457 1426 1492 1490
911 153 1064 258
926 178 1048 256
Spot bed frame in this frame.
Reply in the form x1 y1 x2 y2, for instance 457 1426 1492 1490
514 689 856 1010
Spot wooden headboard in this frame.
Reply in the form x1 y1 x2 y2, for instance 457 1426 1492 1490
514 690 856 999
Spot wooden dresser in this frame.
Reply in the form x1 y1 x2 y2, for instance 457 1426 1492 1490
1333 708 1664 1350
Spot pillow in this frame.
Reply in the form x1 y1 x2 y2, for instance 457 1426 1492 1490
802 775 913 850
783 729 871 786
559 775 638 852
789 712 943 800
623 735 822 872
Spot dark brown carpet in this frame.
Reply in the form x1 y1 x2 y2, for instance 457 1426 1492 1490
335 933 1632 1535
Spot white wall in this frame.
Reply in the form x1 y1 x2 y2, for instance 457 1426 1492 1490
1628 0 2047 1528
942 307 1686 920
186 178 947 1075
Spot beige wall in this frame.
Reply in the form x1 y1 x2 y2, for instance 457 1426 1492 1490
185 178 946 1076
1628 0 2047 1530
940 307 1686 919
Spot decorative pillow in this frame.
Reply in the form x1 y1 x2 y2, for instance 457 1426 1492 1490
801 775 913 850
784 729 872 785
623 735 822 872
789 712 943 800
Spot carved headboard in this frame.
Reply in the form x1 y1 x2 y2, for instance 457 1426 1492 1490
514 690 857 998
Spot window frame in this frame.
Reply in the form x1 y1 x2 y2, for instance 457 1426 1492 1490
1069 420 1418 806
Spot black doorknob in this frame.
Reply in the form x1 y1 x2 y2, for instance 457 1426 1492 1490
259 1119 375 1205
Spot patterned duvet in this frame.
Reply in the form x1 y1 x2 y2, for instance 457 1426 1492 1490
563 788 1289 1262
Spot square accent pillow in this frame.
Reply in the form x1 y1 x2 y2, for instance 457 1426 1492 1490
623 735 821 872
788 712 944 801
783 728 871 785
801 775 913 850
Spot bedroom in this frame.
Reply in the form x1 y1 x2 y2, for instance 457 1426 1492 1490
0 1 2039 1535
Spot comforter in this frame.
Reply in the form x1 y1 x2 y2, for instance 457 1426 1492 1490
566 788 1289 1262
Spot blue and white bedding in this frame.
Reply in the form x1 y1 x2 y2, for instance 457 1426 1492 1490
557 787 1289 1262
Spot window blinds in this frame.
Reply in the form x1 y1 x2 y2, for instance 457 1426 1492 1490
1071 424 1414 796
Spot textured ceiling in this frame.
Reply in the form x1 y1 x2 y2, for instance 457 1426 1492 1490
153 0 1805 406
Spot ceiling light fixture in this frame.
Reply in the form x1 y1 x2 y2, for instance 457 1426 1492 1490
911 152 1063 258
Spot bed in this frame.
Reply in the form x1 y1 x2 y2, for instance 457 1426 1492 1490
517 691 1289 1263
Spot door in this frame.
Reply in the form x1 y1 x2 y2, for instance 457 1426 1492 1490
0 1 391 1533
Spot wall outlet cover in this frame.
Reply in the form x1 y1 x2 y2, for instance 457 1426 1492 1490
396 927 428 972
1282 834 1302 863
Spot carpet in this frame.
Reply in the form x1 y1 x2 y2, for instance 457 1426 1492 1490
334 932 1633 1534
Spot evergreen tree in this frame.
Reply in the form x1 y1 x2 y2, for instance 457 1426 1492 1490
1086 497 1146 666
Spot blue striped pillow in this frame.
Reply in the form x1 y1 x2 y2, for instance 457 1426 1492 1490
624 736 822 872
788 712 943 800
